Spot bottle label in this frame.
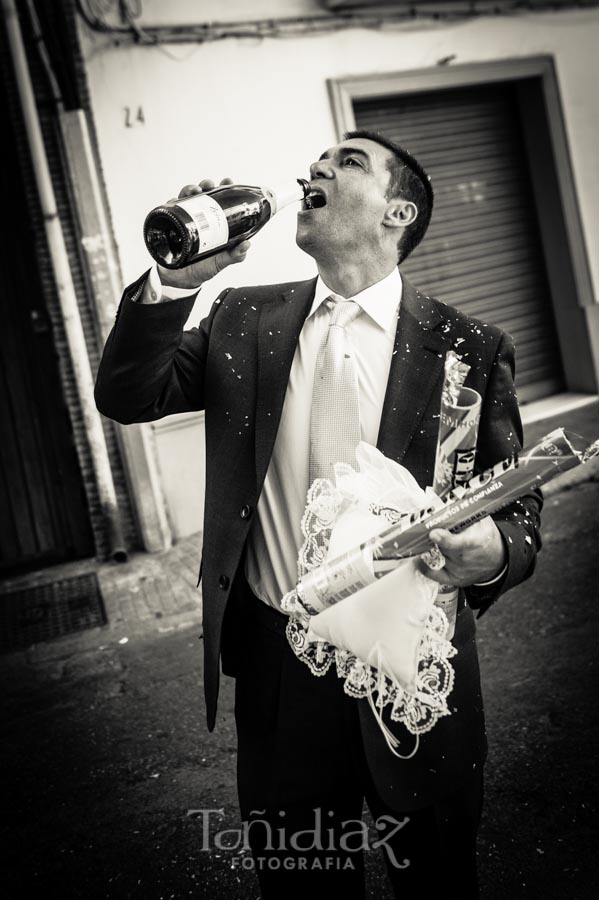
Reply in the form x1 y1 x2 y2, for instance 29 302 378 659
182 194 230 253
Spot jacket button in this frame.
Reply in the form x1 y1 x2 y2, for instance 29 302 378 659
218 575 230 590
240 504 252 519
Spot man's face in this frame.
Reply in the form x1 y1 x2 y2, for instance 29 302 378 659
295 137 398 261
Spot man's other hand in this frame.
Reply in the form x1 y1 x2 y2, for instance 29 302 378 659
422 516 507 587
157 178 251 291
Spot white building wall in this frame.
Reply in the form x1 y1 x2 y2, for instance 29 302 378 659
78 3 599 538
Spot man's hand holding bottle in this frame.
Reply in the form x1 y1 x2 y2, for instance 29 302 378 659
157 178 251 291
143 175 309 297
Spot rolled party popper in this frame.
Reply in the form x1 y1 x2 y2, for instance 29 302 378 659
296 428 598 614
433 351 481 498
430 351 482 635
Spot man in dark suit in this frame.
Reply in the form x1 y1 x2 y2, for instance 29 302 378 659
95 131 542 899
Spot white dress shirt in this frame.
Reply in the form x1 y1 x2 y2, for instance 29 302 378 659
245 268 403 610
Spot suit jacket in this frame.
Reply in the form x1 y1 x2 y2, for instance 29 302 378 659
95 272 542 810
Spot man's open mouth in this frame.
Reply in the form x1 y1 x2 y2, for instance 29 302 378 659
303 187 327 211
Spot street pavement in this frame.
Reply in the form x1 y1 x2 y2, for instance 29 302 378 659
2 408 599 899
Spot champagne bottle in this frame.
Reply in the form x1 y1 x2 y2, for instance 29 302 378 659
143 179 310 269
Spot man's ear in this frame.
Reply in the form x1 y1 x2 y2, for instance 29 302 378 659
384 199 418 230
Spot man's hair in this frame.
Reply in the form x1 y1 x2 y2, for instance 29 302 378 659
344 129 434 263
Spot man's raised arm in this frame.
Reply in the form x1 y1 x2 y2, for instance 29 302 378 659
94 179 250 425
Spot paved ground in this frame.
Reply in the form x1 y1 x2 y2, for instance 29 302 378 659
1 401 598 899
0 528 203 650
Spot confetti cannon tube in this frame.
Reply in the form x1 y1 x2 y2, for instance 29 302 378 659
297 428 597 613
432 353 481 635
433 351 481 497
433 386 482 497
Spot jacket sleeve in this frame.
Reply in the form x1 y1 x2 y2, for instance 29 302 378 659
94 272 230 425
465 331 543 615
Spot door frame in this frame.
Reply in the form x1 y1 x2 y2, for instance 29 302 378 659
328 55 598 395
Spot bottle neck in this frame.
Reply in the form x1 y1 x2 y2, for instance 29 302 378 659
263 180 308 216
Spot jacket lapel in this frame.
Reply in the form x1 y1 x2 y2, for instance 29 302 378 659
254 277 317 489
253 274 451 485
377 276 451 463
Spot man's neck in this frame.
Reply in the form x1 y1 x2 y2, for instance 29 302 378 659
315 256 398 299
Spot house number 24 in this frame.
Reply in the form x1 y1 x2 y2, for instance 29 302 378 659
124 106 145 127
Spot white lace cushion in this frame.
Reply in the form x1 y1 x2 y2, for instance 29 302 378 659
282 442 457 747
305 558 439 693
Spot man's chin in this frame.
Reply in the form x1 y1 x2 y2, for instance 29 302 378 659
295 225 318 257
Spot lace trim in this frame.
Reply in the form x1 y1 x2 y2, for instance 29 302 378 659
282 475 457 745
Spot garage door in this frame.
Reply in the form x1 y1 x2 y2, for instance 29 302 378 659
354 83 564 403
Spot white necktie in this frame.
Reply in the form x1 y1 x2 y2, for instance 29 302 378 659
309 296 362 483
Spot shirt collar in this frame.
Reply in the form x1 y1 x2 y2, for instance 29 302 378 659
308 267 402 333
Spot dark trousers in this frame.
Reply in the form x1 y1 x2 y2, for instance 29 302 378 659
224 575 483 900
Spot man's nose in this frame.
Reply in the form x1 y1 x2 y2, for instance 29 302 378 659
309 159 334 180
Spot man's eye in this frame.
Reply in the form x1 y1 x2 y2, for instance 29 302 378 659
344 157 361 167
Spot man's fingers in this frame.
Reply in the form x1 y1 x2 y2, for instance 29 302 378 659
421 545 445 570
417 558 457 584
213 240 251 274
231 240 251 260
224 240 251 264
428 528 464 552
177 178 232 200
178 183 205 199
423 518 505 585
